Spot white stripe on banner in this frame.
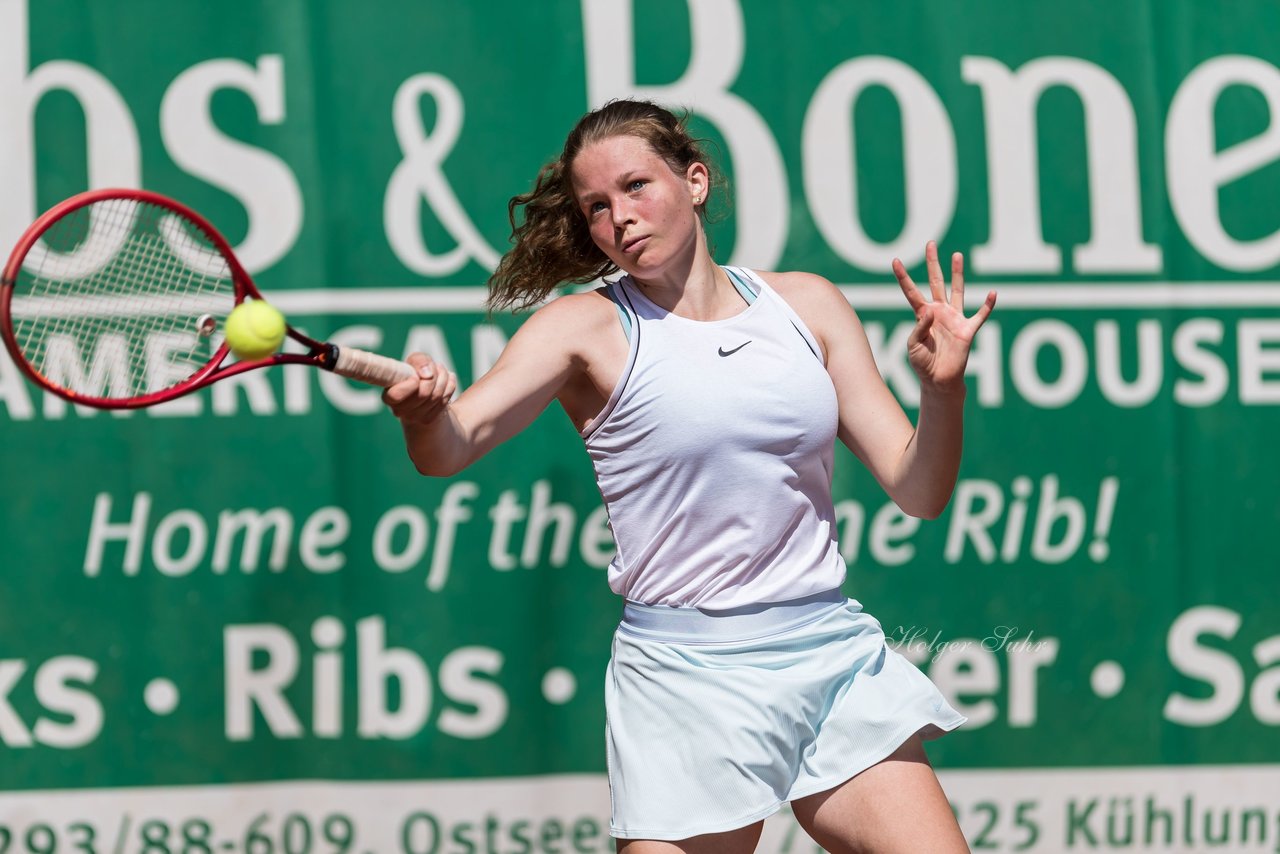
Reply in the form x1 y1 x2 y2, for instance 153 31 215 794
841 282 1280 309
1 766 1277 852
273 282 1280 312
10 282 1280 318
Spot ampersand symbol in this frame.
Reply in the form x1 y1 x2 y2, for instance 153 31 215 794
384 73 499 276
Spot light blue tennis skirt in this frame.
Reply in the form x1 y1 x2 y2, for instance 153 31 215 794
605 589 966 840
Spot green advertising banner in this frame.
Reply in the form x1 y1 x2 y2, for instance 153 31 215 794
2 0 1279 850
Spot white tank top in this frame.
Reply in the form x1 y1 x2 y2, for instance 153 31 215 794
581 267 847 609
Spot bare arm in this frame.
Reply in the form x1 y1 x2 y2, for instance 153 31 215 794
768 242 995 518
381 294 595 476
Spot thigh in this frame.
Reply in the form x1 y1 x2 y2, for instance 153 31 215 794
790 734 967 854
616 822 765 854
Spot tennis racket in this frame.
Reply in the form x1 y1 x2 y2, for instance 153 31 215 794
0 187 417 409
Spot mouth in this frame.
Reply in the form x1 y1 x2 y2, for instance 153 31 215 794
621 235 649 253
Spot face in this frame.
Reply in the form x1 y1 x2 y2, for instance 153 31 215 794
569 134 708 279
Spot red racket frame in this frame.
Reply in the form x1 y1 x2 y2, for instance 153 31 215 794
0 188 348 410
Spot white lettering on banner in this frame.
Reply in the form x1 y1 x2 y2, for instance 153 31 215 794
962 57 1161 274
372 505 430 572
0 661 32 746
83 476 1116 580
487 487 616 571
803 57 957 270
0 656 103 749
427 481 479 591
383 74 500 276
82 483 615 585
0 0 141 254
224 619 507 741
0 778 614 851
1009 320 1090 408
520 480 575 569
5 0 1280 281
312 617 344 738
212 364 279 415
1238 319 1280 403
931 641 1001 727
84 493 355 577
5 315 1275 424
889 628 1060 729
39 333 132 418
152 509 208 576
582 0 789 268
1168 56 1280 271
159 55 303 274
144 332 204 418
298 509 349 572
1094 319 1163 406
943 767 1280 851
283 362 312 414
964 317 1240 410
0 348 35 419
1173 318 1230 405
358 616 431 738
1164 605 1280 727
944 475 1119 565
488 490 527 571
437 647 508 739
1253 636 1280 725
212 508 294 573
84 491 151 576
30 657 103 748
4 771 1280 852
225 624 304 740
834 499 921 566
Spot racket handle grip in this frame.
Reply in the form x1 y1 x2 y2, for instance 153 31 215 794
329 345 418 387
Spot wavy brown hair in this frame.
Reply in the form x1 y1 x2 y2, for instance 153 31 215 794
487 99 720 312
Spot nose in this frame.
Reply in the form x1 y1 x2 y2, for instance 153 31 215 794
610 196 635 230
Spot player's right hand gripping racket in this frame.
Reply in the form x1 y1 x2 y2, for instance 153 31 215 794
0 188 418 409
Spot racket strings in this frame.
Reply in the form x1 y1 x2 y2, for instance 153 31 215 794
11 198 237 400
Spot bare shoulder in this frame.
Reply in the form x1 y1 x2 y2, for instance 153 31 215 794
520 287 617 328
752 270 861 352
505 287 621 360
754 270 853 316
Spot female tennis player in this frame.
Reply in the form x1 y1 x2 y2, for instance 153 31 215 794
382 99 993 853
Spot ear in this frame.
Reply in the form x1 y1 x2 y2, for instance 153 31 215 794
685 161 710 201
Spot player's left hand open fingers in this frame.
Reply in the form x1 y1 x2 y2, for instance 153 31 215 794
970 289 998 330
908 303 937 349
949 251 966 311
924 240 947 303
892 257 927 315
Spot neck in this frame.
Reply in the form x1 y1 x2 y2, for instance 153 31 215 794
629 233 744 321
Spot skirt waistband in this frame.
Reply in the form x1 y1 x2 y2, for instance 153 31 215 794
619 588 848 642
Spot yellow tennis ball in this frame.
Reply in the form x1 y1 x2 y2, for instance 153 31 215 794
225 300 286 360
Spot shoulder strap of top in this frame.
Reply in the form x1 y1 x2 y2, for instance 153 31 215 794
727 267 824 364
603 280 634 341
723 267 759 303
605 270 761 341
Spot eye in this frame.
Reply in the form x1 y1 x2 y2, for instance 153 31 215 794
628 180 646 192
589 201 607 215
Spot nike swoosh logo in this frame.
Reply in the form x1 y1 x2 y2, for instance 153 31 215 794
718 340 752 357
